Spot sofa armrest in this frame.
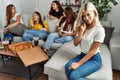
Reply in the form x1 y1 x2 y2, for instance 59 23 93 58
109 33 120 70
109 34 120 48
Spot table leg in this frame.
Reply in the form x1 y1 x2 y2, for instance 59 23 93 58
1 55 5 63
28 66 32 80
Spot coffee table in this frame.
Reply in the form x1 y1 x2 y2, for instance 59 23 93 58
0 42 49 79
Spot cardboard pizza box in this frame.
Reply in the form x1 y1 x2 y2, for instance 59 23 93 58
9 42 49 67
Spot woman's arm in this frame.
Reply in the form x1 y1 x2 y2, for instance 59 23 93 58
6 15 21 29
42 20 50 33
69 42 101 70
78 42 101 65
57 28 62 37
47 14 59 20
74 24 86 46
62 31 77 37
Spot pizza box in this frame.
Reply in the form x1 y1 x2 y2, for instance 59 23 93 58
9 42 49 67
17 46 49 67
9 42 33 56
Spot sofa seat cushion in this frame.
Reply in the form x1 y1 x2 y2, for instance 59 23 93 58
44 42 112 80
13 36 23 42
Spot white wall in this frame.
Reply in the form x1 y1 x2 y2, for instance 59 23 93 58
20 0 36 15
11 0 21 13
107 1 120 33
36 0 52 17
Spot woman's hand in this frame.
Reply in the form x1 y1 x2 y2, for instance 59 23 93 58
69 62 80 70
62 34 68 37
79 23 86 32
58 31 62 37
3 28 8 34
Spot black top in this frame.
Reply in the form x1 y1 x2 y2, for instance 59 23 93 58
50 8 63 19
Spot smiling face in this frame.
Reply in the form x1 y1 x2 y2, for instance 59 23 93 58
11 6 16 14
33 13 39 21
52 2 58 10
82 10 95 25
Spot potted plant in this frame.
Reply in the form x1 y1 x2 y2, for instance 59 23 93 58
89 0 118 19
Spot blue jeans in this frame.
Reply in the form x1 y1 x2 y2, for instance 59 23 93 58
22 30 47 41
43 32 73 50
3 32 13 41
65 52 102 80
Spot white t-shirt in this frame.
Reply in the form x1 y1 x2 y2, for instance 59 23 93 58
12 13 23 24
57 18 74 34
80 26 105 54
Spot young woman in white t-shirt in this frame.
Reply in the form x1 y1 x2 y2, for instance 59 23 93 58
65 2 105 80
3 4 23 42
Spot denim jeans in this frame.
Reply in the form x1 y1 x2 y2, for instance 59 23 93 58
43 32 73 50
65 52 102 80
22 30 47 41
3 32 13 42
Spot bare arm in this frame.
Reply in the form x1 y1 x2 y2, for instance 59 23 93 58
45 27 50 33
47 14 59 20
78 42 101 65
6 15 21 29
74 24 86 46
62 31 77 37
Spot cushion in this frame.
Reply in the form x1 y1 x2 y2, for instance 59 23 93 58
7 20 28 36
8 23 28 36
103 26 115 45
46 18 58 33
21 14 31 28
44 41 112 80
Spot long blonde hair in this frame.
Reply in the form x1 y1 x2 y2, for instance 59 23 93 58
75 2 102 31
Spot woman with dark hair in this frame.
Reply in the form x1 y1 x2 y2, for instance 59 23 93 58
22 11 49 41
47 0 63 20
43 7 76 52
3 4 24 42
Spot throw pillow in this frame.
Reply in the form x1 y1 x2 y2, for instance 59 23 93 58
7 20 28 36
103 26 115 45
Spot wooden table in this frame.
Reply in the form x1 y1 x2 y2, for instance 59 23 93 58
0 42 49 79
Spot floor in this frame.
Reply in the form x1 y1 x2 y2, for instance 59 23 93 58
0 69 119 80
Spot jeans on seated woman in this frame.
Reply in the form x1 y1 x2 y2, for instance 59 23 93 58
43 32 73 50
65 52 102 80
22 30 47 41
3 32 13 42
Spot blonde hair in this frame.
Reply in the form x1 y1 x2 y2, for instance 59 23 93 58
75 2 102 31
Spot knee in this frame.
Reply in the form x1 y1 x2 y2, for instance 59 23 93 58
65 36 73 41
70 72 83 80
23 33 27 37
49 33 58 37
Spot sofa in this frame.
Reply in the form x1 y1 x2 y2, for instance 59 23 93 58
44 21 113 80
0 14 113 80
44 41 112 80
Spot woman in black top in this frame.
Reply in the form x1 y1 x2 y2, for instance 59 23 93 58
47 0 63 20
